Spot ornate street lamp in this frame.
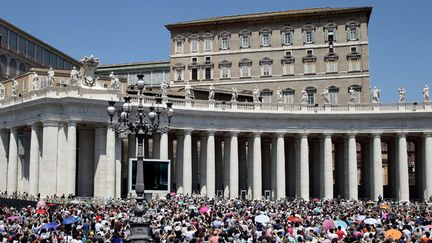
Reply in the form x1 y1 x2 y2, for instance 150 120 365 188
107 74 173 242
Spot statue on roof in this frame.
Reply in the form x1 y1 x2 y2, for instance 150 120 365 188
423 85 430 102
184 80 192 99
301 88 308 104
321 88 330 104
12 79 18 96
0 83 5 99
109 72 121 91
276 87 282 102
79 55 99 87
398 87 406 103
371 86 381 103
32 72 39 90
208 84 215 101
47 67 55 86
349 87 356 104
70 66 80 86
231 87 238 101
252 86 260 103
161 81 169 98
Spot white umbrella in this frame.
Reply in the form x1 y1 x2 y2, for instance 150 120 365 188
364 218 378 225
255 214 270 224
356 215 366 222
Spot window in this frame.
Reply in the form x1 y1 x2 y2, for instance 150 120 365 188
239 30 251 49
328 86 339 105
18 36 26 55
283 63 294 75
346 21 360 41
307 49 313 56
261 64 271 76
204 38 212 52
324 22 338 42
350 46 357 53
191 69 198 80
305 31 313 43
27 41 35 60
348 59 361 72
9 59 17 77
220 66 230 79
261 34 270 47
0 25 7 46
192 57 197 64
205 67 211 80
240 35 250 48
175 41 183 54
348 27 358 41
285 51 292 56
220 37 229 50
261 89 273 103
326 60 338 73
306 87 317 105
348 85 362 104
240 65 251 78
219 60 232 79
175 70 183 81
282 32 292 45
9 31 18 51
190 39 198 53
304 62 316 74
282 89 294 104
18 63 26 75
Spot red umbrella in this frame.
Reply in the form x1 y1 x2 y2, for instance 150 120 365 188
47 203 56 207
288 216 301 223
323 219 335 230
36 209 47 215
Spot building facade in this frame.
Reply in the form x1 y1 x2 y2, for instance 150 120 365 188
0 18 80 81
166 7 371 105
1 7 432 202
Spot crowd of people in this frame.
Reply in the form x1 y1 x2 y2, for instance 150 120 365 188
1 192 432 242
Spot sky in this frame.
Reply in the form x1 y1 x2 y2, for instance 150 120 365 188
2 0 432 102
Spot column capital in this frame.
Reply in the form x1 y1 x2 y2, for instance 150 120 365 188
345 132 357 138
42 120 60 127
322 133 333 138
297 133 308 139
370 133 382 138
68 121 78 127
252 132 262 138
275 132 285 138
31 122 41 128
397 132 407 138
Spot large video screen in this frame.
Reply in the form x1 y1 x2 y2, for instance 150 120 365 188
130 159 170 192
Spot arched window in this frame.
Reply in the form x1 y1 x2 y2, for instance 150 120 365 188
18 63 26 75
305 86 317 105
9 59 17 77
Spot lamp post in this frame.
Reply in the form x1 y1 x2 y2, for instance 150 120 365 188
106 74 173 242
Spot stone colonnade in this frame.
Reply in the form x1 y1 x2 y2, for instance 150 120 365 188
1 124 432 201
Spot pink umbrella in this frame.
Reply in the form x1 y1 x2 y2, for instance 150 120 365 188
424 225 432 229
7 215 20 221
199 206 209 213
323 219 335 230
36 200 46 209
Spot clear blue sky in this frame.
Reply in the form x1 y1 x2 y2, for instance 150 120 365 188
2 0 432 102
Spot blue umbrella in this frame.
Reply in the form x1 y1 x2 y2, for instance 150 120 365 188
41 222 60 230
336 220 348 229
62 216 78 225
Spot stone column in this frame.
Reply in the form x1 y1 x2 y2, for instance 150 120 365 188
371 133 383 200
275 133 286 199
206 131 216 198
253 133 262 200
160 133 169 160
346 133 358 200
65 122 77 196
152 134 160 159
320 133 333 199
424 133 432 200
94 127 107 198
396 133 409 201
229 132 239 199
115 135 122 198
56 123 67 195
128 134 136 160
175 132 184 194
223 135 230 198
297 134 309 200
0 130 9 191
7 128 18 193
183 130 192 196
215 138 223 195
40 122 59 197
247 136 254 199
106 126 116 198
200 134 207 195
29 124 40 195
